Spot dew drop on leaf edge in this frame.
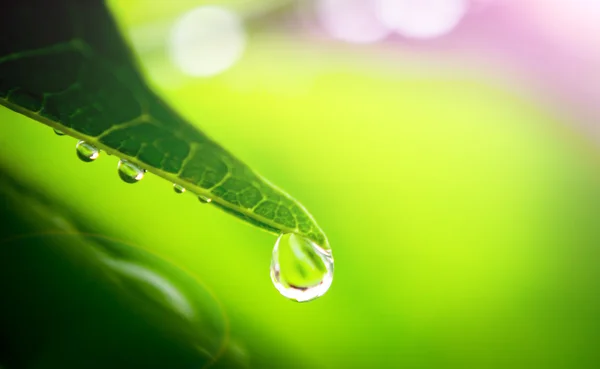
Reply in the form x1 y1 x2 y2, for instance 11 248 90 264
270 233 334 302
117 159 144 184
54 129 65 136
75 140 99 162
173 183 186 194
198 196 212 203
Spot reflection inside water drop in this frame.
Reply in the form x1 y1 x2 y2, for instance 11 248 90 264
198 195 212 203
173 184 186 194
270 233 333 302
117 159 144 184
75 140 99 162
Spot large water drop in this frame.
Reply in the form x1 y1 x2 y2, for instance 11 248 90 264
75 140 99 162
117 159 144 184
270 233 334 302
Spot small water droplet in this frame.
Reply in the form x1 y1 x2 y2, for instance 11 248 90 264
54 129 65 136
198 196 212 203
117 159 144 184
75 140 99 162
173 184 186 194
270 233 334 302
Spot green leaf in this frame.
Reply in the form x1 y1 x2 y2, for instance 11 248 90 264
0 0 328 248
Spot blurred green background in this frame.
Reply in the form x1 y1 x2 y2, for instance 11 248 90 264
2 1 600 368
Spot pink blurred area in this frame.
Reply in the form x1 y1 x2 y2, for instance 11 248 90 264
296 0 600 136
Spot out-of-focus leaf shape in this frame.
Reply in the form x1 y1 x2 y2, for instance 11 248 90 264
0 165 324 368
0 173 234 368
0 0 328 248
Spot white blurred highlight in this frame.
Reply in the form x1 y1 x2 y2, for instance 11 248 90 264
376 0 469 39
103 258 194 319
317 0 391 44
169 6 246 77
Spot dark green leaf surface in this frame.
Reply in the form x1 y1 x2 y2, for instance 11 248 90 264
0 0 328 248
0 172 230 368
0 164 320 368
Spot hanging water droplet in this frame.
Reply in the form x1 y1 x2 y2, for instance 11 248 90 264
198 195 212 203
117 159 144 184
54 129 65 136
173 184 186 194
270 233 334 302
75 140 99 162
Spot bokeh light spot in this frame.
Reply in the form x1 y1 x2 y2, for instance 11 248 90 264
169 6 246 77
317 0 391 44
376 0 469 39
